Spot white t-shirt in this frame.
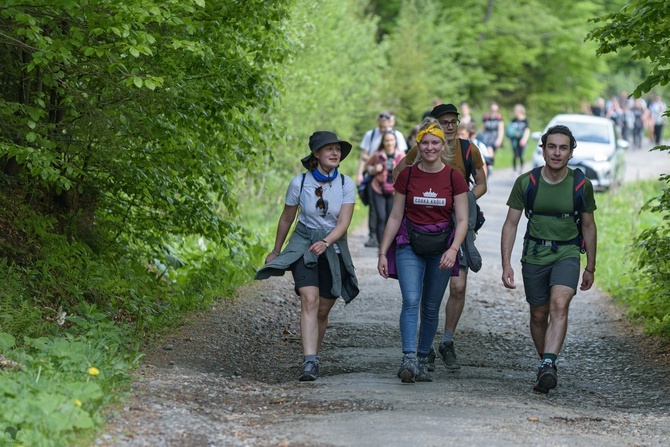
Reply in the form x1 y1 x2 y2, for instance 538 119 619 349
286 171 356 232
359 127 408 156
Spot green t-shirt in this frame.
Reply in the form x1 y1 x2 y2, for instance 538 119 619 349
507 169 597 265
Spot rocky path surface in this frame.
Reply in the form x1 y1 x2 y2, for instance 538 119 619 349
96 145 670 447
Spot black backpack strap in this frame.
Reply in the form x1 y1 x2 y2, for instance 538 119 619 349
368 128 377 152
459 138 475 184
572 168 587 253
299 172 306 196
524 167 543 219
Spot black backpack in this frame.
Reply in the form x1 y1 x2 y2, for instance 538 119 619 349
523 167 587 255
459 138 475 185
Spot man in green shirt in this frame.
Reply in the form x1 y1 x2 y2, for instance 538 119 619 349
501 125 597 394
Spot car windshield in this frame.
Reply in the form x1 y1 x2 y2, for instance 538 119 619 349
555 121 611 144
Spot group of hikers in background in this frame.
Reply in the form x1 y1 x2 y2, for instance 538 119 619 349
585 92 667 150
255 100 604 395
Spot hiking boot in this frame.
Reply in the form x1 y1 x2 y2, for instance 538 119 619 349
416 356 433 382
397 354 418 383
438 341 461 370
298 359 319 381
364 235 379 248
426 346 436 372
533 362 558 393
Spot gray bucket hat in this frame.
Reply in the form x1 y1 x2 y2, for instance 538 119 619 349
301 131 352 169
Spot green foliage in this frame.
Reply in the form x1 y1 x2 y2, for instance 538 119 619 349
597 179 670 337
588 0 670 98
588 1 670 336
385 0 464 126
0 321 138 447
0 0 293 254
245 0 384 221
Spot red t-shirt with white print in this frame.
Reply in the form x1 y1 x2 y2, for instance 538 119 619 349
394 164 468 225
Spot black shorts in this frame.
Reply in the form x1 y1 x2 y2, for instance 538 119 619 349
291 254 347 299
521 257 580 307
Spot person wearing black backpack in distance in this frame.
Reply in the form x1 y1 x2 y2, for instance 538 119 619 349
255 131 359 382
501 125 597 394
357 111 408 248
393 103 487 372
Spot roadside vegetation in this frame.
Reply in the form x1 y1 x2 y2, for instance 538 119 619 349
597 178 670 337
0 0 668 445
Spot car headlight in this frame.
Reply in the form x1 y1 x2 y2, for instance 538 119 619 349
593 153 609 162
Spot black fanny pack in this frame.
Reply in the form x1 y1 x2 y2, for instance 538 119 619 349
406 218 452 256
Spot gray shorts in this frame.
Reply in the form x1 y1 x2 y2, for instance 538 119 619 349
521 257 580 307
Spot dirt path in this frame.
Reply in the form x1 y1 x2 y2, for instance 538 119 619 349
96 145 670 447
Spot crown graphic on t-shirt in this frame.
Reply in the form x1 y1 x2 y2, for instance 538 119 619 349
422 188 438 198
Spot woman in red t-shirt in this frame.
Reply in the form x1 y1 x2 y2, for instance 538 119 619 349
377 117 468 384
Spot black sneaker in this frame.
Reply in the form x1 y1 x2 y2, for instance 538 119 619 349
397 354 418 383
533 362 558 393
426 346 436 372
299 359 319 381
416 356 433 382
438 341 461 370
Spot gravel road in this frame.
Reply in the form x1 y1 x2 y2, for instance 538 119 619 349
96 143 670 447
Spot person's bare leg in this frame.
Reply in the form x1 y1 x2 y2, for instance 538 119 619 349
529 303 550 357
317 297 337 352
444 270 468 333
543 285 575 355
299 286 320 356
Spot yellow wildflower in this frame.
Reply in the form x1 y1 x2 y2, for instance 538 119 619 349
88 366 100 376
74 399 83 406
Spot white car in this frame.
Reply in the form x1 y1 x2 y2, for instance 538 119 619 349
531 114 628 190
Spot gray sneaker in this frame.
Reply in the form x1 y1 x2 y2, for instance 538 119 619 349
438 341 461 370
426 346 436 372
416 356 433 382
397 354 418 383
364 235 379 248
299 359 319 381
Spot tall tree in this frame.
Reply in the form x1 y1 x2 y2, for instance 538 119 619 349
253 0 386 202
0 0 293 252
588 0 670 335
588 0 670 98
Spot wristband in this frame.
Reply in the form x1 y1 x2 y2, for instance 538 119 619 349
271 250 280 256
584 267 595 274
448 247 459 253
322 240 330 248
379 253 387 257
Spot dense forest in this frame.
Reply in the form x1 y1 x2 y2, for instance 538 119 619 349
0 1 668 444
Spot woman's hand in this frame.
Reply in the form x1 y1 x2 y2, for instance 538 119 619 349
308 240 328 256
378 254 389 279
439 247 458 270
264 252 278 265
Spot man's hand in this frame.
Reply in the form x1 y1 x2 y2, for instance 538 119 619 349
502 265 516 289
580 270 594 291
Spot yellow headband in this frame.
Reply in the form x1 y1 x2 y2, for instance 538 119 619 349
416 123 445 143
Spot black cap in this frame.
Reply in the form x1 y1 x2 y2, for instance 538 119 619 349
430 103 459 118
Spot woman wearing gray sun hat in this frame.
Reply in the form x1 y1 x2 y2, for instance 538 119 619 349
255 131 359 382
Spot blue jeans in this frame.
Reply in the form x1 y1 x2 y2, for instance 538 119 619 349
396 245 453 356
